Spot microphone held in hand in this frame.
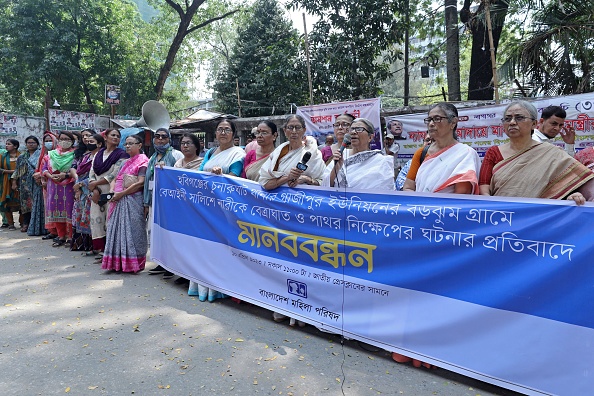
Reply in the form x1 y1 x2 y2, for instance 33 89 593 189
336 133 352 164
296 151 312 171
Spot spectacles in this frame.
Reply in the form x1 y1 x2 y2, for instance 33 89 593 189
255 131 272 137
216 127 233 134
180 141 194 146
423 116 448 124
350 127 370 134
285 125 303 131
154 134 169 139
501 115 534 123
333 122 351 129
124 142 140 146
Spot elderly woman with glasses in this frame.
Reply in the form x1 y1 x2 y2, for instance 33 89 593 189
403 103 480 194
479 100 594 203
259 114 325 190
322 118 395 190
325 113 355 165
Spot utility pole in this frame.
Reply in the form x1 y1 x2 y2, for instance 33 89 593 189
403 0 410 106
445 0 461 101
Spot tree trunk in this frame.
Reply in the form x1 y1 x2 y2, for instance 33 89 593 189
155 20 191 100
460 0 508 100
445 0 461 101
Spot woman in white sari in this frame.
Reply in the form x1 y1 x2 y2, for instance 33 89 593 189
323 118 394 190
189 119 245 302
259 114 325 190
403 103 480 194
198 119 245 177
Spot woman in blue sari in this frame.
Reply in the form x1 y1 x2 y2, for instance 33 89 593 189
11 136 41 233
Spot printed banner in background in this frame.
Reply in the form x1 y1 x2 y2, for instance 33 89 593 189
49 109 97 132
386 93 594 170
151 167 594 396
297 98 382 150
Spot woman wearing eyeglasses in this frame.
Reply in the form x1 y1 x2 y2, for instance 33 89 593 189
325 113 355 165
198 119 245 178
241 121 278 181
102 134 149 273
188 119 245 302
259 114 325 190
322 118 395 190
479 100 594 203
403 103 480 194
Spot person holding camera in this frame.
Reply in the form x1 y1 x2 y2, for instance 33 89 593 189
101 134 149 273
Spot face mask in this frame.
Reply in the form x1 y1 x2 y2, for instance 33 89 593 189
154 143 170 154
86 143 97 151
59 141 73 149
45 142 53 150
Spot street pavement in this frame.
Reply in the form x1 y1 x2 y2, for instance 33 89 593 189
0 228 522 396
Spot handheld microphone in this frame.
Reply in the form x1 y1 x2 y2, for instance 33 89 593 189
335 133 351 164
296 151 312 171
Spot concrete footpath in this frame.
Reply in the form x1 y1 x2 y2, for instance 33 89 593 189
0 229 521 396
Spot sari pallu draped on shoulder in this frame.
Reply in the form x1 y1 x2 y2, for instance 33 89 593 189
199 146 245 175
491 143 594 199
258 137 325 187
102 154 149 273
415 143 480 194
12 149 40 214
42 148 75 230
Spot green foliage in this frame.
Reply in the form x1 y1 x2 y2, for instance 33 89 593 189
291 0 408 102
213 0 308 116
0 0 161 116
499 0 594 96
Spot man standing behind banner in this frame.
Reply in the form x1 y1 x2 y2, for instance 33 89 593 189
259 114 325 189
381 133 400 178
532 105 576 157
323 118 394 190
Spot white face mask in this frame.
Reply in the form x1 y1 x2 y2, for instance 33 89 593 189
59 140 73 149
45 142 53 150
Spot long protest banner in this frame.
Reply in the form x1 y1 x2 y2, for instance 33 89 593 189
151 167 594 396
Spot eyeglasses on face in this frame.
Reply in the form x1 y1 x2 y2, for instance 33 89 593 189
180 141 194 146
349 127 370 134
423 115 448 124
285 125 303 131
333 122 351 129
154 134 169 139
501 115 534 123
216 127 233 134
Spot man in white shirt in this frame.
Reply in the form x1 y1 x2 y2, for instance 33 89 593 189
381 133 400 178
532 105 575 157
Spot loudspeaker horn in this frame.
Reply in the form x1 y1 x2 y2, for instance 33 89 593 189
135 100 170 131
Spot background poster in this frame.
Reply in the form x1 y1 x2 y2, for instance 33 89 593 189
297 98 382 150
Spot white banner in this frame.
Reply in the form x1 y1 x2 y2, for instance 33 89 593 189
386 93 594 170
297 98 382 150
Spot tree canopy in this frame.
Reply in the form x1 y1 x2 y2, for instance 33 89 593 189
213 0 308 117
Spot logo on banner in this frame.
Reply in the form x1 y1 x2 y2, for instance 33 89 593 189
287 279 307 298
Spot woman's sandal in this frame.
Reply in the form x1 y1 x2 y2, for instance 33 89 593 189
52 239 66 247
42 234 57 240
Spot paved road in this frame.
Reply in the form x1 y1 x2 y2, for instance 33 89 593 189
0 229 521 396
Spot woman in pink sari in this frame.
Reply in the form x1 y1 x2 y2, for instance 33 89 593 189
102 134 149 273
241 121 278 181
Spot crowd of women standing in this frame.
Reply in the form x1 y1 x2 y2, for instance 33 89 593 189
3 101 594 370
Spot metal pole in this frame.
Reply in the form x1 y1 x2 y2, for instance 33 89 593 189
235 78 242 118
303 13 314 106
484 0 500 103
